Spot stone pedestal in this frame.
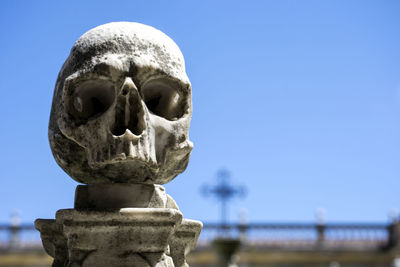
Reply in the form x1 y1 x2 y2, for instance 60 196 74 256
169 219 202 267
35 219 67 267
36 185 202 267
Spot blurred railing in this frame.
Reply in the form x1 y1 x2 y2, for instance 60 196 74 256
0 222 396 251
198 222 393 250
0 223 41 251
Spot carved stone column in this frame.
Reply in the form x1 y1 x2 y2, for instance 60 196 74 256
169 219 202 267
36 22 201 267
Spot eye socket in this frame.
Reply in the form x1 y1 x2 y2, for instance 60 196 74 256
68 80 115 122
141 78 186 120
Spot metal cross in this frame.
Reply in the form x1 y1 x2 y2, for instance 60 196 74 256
201 169 246 224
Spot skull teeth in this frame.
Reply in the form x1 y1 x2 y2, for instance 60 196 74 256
87 136 157 169
123 129 140 140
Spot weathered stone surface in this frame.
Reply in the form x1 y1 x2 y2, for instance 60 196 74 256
58 208 182 254
35 219 67 267
74 184 170 210
49 22 193 185
37 208 183 267
37 22 201 267
169 219 203 267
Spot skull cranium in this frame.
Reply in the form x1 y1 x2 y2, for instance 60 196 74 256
49 22 193 184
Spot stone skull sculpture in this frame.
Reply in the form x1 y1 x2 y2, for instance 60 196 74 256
49 22 193 184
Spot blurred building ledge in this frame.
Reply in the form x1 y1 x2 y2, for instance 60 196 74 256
1 221 399 266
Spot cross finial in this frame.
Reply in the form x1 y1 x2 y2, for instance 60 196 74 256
201 169 246 224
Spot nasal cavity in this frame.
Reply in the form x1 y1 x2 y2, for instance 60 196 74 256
111 93 145 136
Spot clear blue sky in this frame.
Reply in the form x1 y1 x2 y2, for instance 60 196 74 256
0 0 399 224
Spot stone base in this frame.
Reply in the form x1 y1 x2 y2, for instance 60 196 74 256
169 219 203 267
74 184 174 210
35 184 202 267
36 208 181 267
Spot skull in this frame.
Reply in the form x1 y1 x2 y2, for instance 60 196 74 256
49 22 193 184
